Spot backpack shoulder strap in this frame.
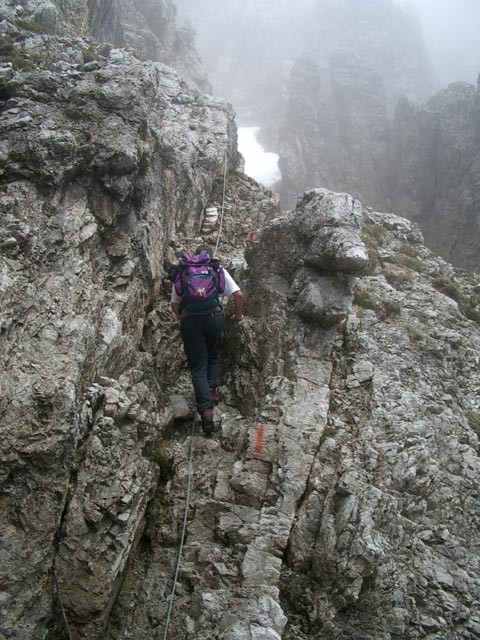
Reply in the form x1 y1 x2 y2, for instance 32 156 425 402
208 259 225 294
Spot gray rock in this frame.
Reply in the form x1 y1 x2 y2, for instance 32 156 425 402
169 394 191 421
1 6 480 640
0 0 210 91
0 34 236 638
296 272 352 327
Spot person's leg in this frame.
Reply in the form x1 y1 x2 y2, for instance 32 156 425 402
205 311 224 390
181 316 212 413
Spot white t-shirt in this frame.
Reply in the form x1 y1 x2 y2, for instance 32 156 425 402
170 267 240 304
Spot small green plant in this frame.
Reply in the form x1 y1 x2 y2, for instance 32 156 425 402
151 444 174 482
362 246 380 275
433 277 480 325
322 425 338 439
11 18 50 35
319 424 338 447
467 411 480 436
460 301 480 325
336 320 347 335
390 254 428 273
470 293 480 308
360 225 385 274
0 37 15 56
384 270 413 288
411 310 430 323
433 276 463 302
398 243 421 258
5 52 35 70
362 224 385 244
383 300 402 317
353 289 378 310
81 45 101 64
444 386 457 397
280 571 315 619
0 35 53 70
406 324 422 341
98 44 114 58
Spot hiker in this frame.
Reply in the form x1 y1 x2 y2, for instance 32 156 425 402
170 245 243 434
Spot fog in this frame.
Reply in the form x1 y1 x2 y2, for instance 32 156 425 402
176 0 480 99
398 0 480 84
174 0 480 189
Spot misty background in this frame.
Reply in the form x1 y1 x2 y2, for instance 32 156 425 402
175 0 480 116
399 0 480 85
174 0 480 271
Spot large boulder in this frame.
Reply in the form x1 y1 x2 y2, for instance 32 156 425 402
243 188 367 329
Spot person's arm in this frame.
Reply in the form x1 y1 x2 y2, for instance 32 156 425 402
230 290 243 321
171 301 181 321
222 268 244 321
170 284 182 320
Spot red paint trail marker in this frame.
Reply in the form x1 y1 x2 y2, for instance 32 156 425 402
254 424 266 454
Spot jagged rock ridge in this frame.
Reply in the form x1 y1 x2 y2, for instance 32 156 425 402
0 0 210 90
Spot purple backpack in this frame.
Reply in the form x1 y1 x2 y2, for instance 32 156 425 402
173 251 225 311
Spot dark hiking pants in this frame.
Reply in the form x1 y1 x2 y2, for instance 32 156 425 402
180 310 224 413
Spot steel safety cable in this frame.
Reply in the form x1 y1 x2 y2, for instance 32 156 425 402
214 150 228 258
51 558 73 640
162 410 197 640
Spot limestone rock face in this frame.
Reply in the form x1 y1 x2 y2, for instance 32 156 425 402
282 209 480 639
105 189 364 640
0 37 236 638
0 0 210 90
88 0 211 91
295 189 368 273
0 0 89 34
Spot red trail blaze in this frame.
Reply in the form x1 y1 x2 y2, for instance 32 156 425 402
254 424 266 454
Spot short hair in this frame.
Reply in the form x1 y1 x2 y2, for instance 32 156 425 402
195 244 214 256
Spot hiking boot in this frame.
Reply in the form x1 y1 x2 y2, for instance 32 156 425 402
200 408 215 436
210 387 221 405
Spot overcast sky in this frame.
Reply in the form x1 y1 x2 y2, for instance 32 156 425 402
398 0 480 84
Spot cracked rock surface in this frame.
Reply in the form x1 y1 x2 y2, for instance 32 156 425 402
108 195 480 640
1 6 479 640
